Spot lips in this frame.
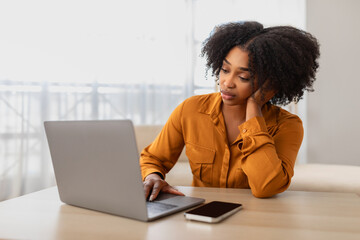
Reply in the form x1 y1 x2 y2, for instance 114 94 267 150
220 90 236 100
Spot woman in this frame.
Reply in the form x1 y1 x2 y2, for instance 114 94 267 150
140 21 320 200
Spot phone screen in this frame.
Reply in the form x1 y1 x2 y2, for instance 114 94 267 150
185 201 242 218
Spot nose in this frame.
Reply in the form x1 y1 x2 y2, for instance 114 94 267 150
221 75 236 89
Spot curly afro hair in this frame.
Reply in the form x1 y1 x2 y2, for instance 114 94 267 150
201 21 320 105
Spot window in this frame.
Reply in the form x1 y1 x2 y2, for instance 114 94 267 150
0 0 306 200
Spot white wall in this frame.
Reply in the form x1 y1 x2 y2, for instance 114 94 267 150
306 0 360 165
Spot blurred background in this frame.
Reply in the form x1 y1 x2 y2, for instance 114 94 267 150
0 0 359 201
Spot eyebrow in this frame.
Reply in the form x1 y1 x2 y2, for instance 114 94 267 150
223 58 249 72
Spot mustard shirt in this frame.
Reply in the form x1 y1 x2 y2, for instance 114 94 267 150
140 92 303 198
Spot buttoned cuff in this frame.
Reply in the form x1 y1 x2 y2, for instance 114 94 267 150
237 116 273 154
238 116 268 136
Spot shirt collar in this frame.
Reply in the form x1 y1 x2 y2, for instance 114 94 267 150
198 92 278 128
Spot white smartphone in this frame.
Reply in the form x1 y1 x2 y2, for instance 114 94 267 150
184 201 242 223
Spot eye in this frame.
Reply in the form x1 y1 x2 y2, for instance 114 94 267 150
239 76 250 81
221 68 229 73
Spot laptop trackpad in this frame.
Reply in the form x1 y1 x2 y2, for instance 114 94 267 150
155 193 198 207
155 193 178 201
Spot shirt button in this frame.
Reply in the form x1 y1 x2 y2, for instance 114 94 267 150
242 129 247 133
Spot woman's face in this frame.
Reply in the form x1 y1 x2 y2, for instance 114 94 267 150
219 46 255 106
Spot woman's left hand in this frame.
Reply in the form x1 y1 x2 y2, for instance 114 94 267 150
246 84 277 121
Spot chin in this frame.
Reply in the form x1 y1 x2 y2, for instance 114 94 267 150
222 100 244 106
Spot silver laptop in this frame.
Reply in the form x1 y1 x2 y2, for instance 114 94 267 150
44 120 204 222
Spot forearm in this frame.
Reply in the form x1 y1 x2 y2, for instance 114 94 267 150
245 99 263 121
238 116 302 198
241 142 292 198
140 142 183 181
140 102 186 181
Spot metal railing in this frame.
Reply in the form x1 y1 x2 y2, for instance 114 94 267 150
0 80 215 200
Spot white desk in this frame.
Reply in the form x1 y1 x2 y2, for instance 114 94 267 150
0 186 359 240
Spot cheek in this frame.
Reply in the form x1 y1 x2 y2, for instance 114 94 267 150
238 83 253 96
218 73 225 84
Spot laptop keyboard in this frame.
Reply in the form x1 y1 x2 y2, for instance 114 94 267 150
147 201 177 216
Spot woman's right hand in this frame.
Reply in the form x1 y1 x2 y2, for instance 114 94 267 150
143 173 184 201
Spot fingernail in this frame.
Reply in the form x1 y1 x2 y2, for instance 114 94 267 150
149 196 154 201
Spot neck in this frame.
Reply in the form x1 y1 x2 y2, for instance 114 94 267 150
222 104 247 123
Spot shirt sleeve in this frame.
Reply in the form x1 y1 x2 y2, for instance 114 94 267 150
237 115 303 198
139 101 185 181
